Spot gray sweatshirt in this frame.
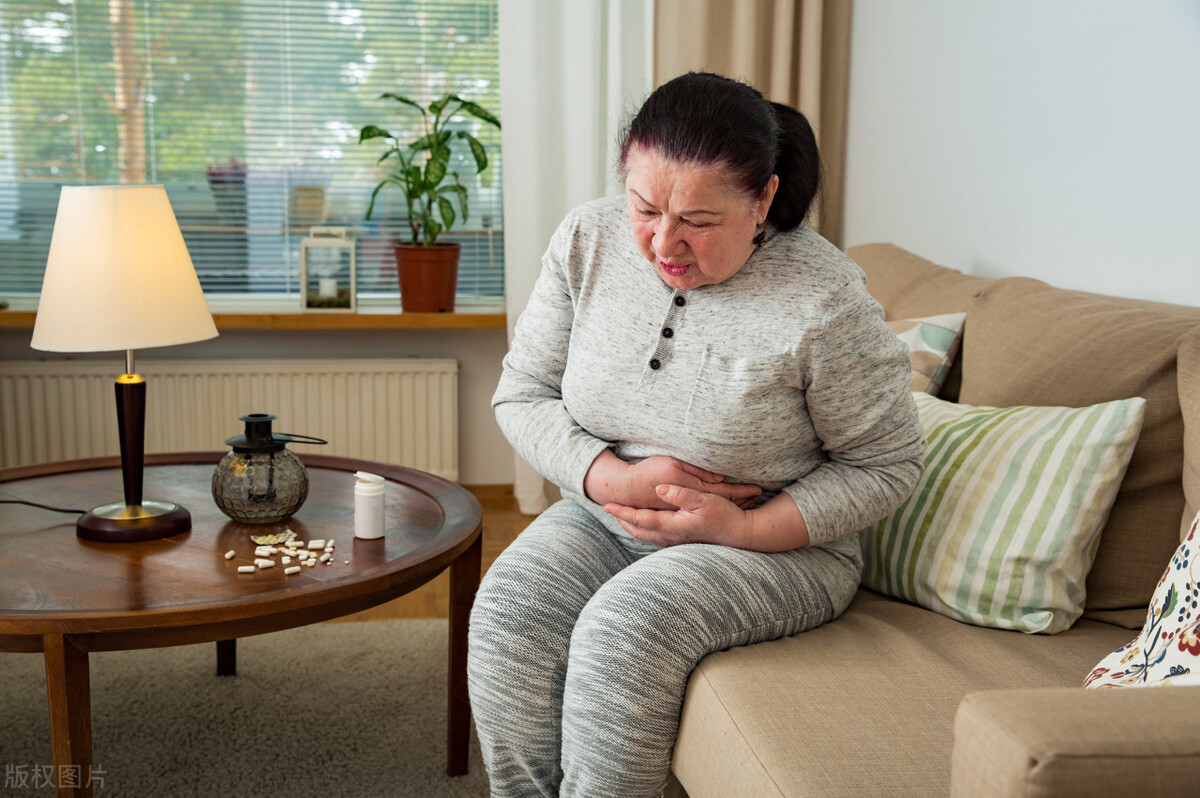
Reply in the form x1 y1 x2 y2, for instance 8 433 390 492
493 196 925 547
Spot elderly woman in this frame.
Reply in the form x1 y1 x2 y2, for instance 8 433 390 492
468 72 926 798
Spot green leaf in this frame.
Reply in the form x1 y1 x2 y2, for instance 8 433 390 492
438 196 456 230
376 147 402 164
431 143 452 163
364 181 387 220
424 157 446 187
380 93 425 116
457 131 488 172
456 99 501 129
403 165 423 199
1164 584 1179 618
411 130 452 151
429 95 451 117
359 125 391 143
439 179 469 224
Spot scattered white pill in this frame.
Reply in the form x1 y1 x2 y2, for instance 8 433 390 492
284 565 301 575
319 552 331 563
344 560 349 564
254 546 275 557
224 550 236 560
307 540 326 550
281 556 291 565
304 559 316 567
254 558 276 569
237 566 256 574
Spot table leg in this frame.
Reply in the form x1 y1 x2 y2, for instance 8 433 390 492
216 639 237 676
43 634 93 798
447 529 482 776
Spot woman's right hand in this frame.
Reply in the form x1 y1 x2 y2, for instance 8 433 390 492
583 450 762 510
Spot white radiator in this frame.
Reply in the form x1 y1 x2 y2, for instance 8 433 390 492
0 358 459 480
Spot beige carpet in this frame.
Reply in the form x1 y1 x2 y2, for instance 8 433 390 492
0 620 489 797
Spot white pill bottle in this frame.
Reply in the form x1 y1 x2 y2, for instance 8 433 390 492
353 471 386 539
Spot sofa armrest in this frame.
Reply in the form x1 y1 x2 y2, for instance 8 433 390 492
952 686 1200 797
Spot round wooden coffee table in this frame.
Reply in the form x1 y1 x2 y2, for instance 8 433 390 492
0 452 483 797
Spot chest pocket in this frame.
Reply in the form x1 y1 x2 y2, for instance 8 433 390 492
683 349 804 449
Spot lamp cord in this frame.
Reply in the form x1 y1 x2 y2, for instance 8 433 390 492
0 499 86 515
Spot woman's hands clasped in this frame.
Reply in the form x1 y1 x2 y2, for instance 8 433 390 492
583 451 762 547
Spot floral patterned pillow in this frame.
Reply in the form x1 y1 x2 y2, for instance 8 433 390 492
1085 508 1200 688
887 312 966 396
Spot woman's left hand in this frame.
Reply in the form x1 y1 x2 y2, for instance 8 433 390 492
603 484 750 547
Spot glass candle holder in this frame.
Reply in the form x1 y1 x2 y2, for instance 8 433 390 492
212 413 327 524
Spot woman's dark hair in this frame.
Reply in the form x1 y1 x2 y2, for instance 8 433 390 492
618 72 821 231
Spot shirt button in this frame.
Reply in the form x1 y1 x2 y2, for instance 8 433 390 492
674 296 686 307
662 327 674 338
649 358 661 370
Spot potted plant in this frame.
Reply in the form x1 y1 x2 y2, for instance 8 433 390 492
360 93 501 312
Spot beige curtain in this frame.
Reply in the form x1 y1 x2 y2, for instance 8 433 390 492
653 0 852 248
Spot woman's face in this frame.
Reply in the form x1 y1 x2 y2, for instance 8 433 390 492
625 146 778 291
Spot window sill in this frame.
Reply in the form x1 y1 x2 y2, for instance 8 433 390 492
0 308 507 331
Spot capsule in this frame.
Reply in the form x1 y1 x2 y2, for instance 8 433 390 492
254 559 276 569
284 565 301 575
237 566 256 574
319 552 331 563
307 540 326 550
224 550 236 560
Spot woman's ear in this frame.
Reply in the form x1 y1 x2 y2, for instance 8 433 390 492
757 174 780 222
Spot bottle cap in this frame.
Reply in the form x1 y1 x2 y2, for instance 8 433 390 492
355 471 385 484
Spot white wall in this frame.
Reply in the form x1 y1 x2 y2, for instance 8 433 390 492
843 0 1200 306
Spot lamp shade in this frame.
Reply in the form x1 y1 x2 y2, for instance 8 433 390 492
31 184 218 353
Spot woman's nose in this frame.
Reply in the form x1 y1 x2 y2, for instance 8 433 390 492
654 219 685 255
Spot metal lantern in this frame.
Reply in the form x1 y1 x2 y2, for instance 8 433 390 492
299 226 357 311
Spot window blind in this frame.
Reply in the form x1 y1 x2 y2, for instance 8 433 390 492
0 0 503 308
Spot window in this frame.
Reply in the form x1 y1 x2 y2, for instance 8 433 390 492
0 0 503 310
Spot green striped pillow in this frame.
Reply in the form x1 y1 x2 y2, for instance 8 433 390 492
861 392 1146 634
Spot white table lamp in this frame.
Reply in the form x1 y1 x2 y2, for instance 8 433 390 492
31 185 219 541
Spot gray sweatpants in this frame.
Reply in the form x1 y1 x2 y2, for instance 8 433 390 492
467 499 862 798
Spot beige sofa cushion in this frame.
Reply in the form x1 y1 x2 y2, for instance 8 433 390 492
952 687 1200 797
1180 328 1200 536
670 590 1131 798
954 277 1200 621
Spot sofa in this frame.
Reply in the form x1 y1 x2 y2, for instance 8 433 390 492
667 243 1200 797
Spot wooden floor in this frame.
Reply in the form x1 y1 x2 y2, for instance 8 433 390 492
335 484 532 621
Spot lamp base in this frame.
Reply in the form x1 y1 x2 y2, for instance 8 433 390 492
77 500 191 542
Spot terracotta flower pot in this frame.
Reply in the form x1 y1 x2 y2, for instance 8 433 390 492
394 242 460 313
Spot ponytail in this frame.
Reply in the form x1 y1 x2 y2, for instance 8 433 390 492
767 101 821 230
